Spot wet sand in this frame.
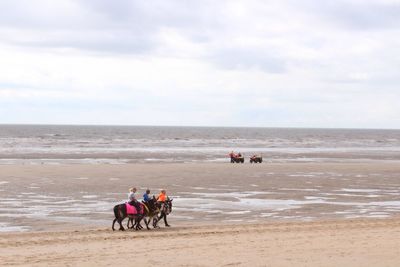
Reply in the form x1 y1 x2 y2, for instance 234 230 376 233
1 219 400 266
1 162 400 231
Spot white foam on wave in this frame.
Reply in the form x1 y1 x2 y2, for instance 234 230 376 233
188 191 270 199
82 195 98 199
345 214 390 219
338 188 381 193
304 196 334 200
279 188 319 192
191 187 206 190
223 210 251 215
173 215 195 220
370 201 400 206
259 212 278 217
288 174 316 177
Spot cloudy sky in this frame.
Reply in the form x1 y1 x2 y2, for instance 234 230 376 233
1 0 400 128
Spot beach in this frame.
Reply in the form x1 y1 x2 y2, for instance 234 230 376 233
1 218 400 266
1 162 400 265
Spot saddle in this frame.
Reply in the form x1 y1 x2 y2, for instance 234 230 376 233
126 203 144 215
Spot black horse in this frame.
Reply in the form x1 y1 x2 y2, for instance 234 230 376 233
127 197 160 230
153 198 173 228
112 202 145 231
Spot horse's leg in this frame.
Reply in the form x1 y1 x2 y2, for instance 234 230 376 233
132 217 139 229
131 217 136 229
113 205 122 231
131 217 137 229
144 217 150 230
135 218 140 230
115 204 126 231
118 217 125 231
153 217 159 228
138 219 144 230
135 216 143 230
155 213 165 228
112 218 117 231
127 217 131 229
163 214 170 227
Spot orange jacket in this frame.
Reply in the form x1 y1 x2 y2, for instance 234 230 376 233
157 192 167 202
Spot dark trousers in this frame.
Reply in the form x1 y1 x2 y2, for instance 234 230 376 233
128 200 141 213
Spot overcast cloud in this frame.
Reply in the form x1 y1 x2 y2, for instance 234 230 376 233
0 0 400 128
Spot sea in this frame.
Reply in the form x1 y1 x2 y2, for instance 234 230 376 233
1 124 400 164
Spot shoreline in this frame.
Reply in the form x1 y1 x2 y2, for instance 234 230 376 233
1 215 400 235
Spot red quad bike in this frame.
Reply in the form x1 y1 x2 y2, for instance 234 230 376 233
229 152 245 163
250 155 263 163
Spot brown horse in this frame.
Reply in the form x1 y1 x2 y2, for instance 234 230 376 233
112 202 145 231
153 198 173 228
127 197 160 230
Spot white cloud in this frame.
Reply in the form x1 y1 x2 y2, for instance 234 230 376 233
0 0 399 128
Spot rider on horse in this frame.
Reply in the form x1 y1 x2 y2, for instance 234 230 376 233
128 187 141 214
143 189 151 202
157 189 167 209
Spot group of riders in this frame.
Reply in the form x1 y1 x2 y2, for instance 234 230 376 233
111 187 172 231
127 187 168 214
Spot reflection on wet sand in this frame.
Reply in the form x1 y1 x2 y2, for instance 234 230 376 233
1 162 400 232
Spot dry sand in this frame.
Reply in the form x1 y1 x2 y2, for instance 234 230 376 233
1 219 400 266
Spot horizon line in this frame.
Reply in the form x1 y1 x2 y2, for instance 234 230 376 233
0 123 399 131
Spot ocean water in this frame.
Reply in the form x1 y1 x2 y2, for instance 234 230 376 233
1 125 400 164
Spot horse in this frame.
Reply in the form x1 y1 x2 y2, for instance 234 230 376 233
153 198 173 228
127 197 160 230
112 202 145 231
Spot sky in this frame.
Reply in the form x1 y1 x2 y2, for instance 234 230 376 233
0 0 400 128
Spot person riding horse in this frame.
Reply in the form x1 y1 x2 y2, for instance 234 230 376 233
153 189 173 227
127 195 160 230
128 187 141 214
112 188 173 231
143 189 151 202
157 189 167 209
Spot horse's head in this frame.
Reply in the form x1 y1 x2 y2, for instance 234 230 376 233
163 198 173 215
146 198 158 212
